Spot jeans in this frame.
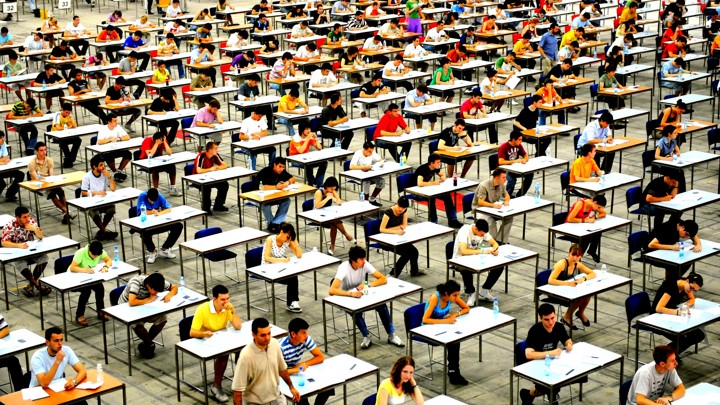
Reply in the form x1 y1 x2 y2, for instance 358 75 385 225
279 276 299 304
166 60 186 78
0 170 24 199
58 138 81 167
261 197 291 227
159 119 180 144
18 125 38 153
539 110 566 125
76 283 104 317
269 82 298 95
142 223 183 252
461 267 503 293
248 147 277 170
70 40 89 56
355 303 394 337
506 172 534 197
304 162 327 188
277 117 294 136
202 181 229 211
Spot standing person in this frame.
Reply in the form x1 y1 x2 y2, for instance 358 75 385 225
320 93 353 149
256 158 295 232
452 219 501 305
63 16 91 56
313 177 356 256
96 113 131 182
329 246 405 349
548 244 596 330
538 23 560 75
565 195 607 263
50 103 82 169
290 121 326 188
135 188 183 263
349 141 384 206
373 104 411 162
279 318 334 405
406 0 422 34
147 88 180 144
139 132 180 195
8 98 42 156
1 206 51 297
232 318 301 405
651 274 705 356
82 154 119 241
414 154 464 228
238 109 276 170
27 142 72 221
190 285 243 403
0 132 23 202
472 169 513 243
376 357 423 404
498 133 533 197
627 346 685 405
380 197 420 277
437 119 476 178
262 223 304 313
67 241 109 327
577 111 615 172
29 327 87 390
118 273 178 358
192 141 229 214
520 303 573 405
422 280 470 385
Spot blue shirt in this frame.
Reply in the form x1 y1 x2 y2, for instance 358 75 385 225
656 136 677 156
30 346 80 388
422 292 451 325
123 36 145 49
577 120 610 149
404 89 430 110
278 335 317 367
571 18 591 29
0 33 12 44
451 4 466 13
191 48 210 63
459 32 475 45
136 190 171 216
539 31 558 61
660 60 681 81
0 143 8 159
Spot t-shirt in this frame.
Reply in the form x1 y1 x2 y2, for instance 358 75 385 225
97 30 120 41
256 166 293 186
35 71 63 85
334 260 375 291
118 57 136 73
309 69 337 86
97 125 128 142
452 224 492 258
105 85 125 101
153 68 171 83
651 279 688 314
569 157 599 183
238 82 260 98
439 127 466 148
406 0 420 18
64 22 86 36
383 61 406 76
498 141 526 160
642 176 673 207
51 46 73 59
72 245 108 269
525 321 570 354
662 43 682 59
191 107 218 128
239 116 267 136
190 74 212 89
68 79 90 94
52 112 74 130
460 99 483 116
191 301 234 333
149 97 175 112
350 149 381 167
118 274 172 304
140 136 167 159
81 170 110 193
515 107 539 130
360 81 384 97
321 104 347 125
414 163 439 183
28 156 53 177
29 346 80 388
627 362 682 405
404 89 430 109
193 152 223 173
647 219 680 252
136 190 171 215
473 177 508 206
232 339 286 403
547 64 571 80
377 378 407 405
296 44 319 59
279 335 317 367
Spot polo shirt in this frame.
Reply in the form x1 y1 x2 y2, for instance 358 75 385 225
373 112 407 140
118 274 172 304
191 107 217 128
72 245 108 269
232 339 286 403
190 301 234 333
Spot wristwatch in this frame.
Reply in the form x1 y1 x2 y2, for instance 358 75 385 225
72 379 77 387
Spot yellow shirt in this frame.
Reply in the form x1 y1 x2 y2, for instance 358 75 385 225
570 156 600 184
153 68 170 83
712 35 720 53
513 40 530 55
279 94 299 111
190 301 233 333
560 31 577 48
619 8 637 24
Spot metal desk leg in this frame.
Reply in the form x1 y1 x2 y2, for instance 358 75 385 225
175 347 181 402
443 346 448 394
271 282 276 324
322 301 328 353
201 358 209 405
102 313 108 364
245 271 251 319
126 324 132 376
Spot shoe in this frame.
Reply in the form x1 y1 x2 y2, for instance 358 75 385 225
387 333 405 347
113 172 125 182
327 249 334 256
286 301 302 313
97 313 108 322
169 186 180 197
62 162 74 169
361 336 372 349
213 205 229 212
158 247 176 259
390 268 402 278
91 0 96 5
124 124 135 133
511 100 518 105
448 219 463 229
138 342 156 359
5 196 17 202
46 110 52 115
561 317 579 331
369 200 382 207
22 284 36 298
361 111 367 118
210 385 228 403
477 289 495 302
348 238 357 245
147 251 158 264
410 270 426 276
466 292 478 307
448 370 469 386
38 285 51 296
95 230 105 241
61 214 69 225
104 231 119 240
464 88 473 94
588 251 600 263
520 388 534 405
75 316 89 327
575 312 590 327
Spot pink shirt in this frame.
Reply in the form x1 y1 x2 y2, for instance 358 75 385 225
191 107 216 127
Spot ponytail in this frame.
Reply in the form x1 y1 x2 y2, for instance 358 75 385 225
436 279 461 296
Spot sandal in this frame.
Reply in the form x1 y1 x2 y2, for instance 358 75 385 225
75 316 89 327
38 285 51 296
22 285 36 298
575 312 591 327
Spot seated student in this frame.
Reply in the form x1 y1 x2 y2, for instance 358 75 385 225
383 55 412 92
151 60 172 84
660 57 693 96
339 46 365 84
84 52 109 90
514 34 537 73
27 143 72 223
118 273 177 358
287 6 308 20
136 188 182 263
480 69 504 113
308 63 337 104
33 65 66 113
279 318 335 405
96 25 122 63
313 177 356 255
290 120 326 188
658 101 687 145
105 76 142 133
293 42 320 63
414 154 464 229
460 90 499 144
50 103 82 168
0 132 23 202
195 23 215 44
472 169 513 243
559 41 581 64
549 243 596 330
379 18 402 37
117 53 147 100
547 58 578 102
147 88 180 144
278 88 309 137
654 125 686 190
577 111 615 172
349 141 384 206
641 173 681 230
8 98 42 154
321 93 353 149
346 10 367 32
238 109 276 170
68 241 109 327
373 103 411 162
251 0 272 14
49 40 77 80
122 31 151 71
166 0 185 17
380 196 420 277
190 69 215 109
1 206 51 297
597 64 626 110
158 34 186 79
651 274 705 357
139 132 179 195
569 144 604 197
257 158 295 232
404 84 436 131
236 74 270 121
627 345 685 405
327 24 346 45
192 141 229 214
191 98 225 144
67 69 106 122
646 218 700 280
494 52 523 88
422 280 470 385
82 154 119 241
452 219 501 305
29 327 87 390
363 1 384 17
263 222 304 313
96 113 131 182
190 43 217 87
498 132 533 197
377 357 423 405
520 303 574 405
536 78 567 125
430 57 456 103
662 36 687 59
357 74 389 117
566 195 606 263
3 51 30 102
329 246 405 349
437 119 476 178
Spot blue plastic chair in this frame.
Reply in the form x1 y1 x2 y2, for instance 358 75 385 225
625 291 654 363
195 227 239 282
403 302 441 380
625 187 646 230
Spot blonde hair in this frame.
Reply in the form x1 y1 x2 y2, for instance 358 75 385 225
49 16 57 25
140 15 148 24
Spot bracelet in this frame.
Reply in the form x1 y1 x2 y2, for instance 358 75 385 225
677 309 679 315
411 384 418 389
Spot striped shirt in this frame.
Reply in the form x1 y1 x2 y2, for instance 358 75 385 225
11 101 40 117
118 274 172 304
0 314 8 333
278 335 317 367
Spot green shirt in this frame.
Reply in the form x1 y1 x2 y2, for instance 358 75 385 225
599 74 617 88
430 67 452 85
406 0 420 19
5 61 24 76
72 245 108 269
11 101 40 117
327 30 344 42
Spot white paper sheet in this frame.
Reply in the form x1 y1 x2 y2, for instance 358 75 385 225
21 386 50 400
48 379 67 392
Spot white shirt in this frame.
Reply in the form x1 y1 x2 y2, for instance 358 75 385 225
296 44 319 59
404 43 425 57
65 22 86 36
226 34 246 47
426 27 447 41
350 149 381 167
383 61 405 76
133 19 153 28
240 116 268 136
164 21 187 34
480 77 494 93
310 69 337 86
363 37 384 50
452 224 492 258
607 37 625 56
24 36 44 51
97 125 128 142
166 5 183 18
291 24 314 37
334 260 376 291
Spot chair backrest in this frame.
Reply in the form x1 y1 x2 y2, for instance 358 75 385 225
363 219 381 247
627 230 649 257
552 211 568 227
133 149 141 161
245 246 264 268
53 255 73 275
625 186 642 211
708 128 720 150
514 340 528 366
241 180 258 193
109 285 126 306
350 89 361 98
641 150 655 172
625 291 651 329
619 379 633 405
302 198 314 212
573 134 581 152
128 205 138 219
362 394 377 405
90 136 98 146
74 187 82 199
590 83 599 98
181 116 194 130
365 126 377 144
523 96 532 109
184 163 194 177
403 302 426 336
428 140 439 155
179 316 194 341
343 159 351 171
396 173 417 194
195 226 223 240
461 193 475 216
536 268 552 289
488 153 498 172
560 171 570 194
310 117 322 134
445 240 455 261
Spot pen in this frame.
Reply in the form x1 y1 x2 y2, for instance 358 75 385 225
176 300 186 307
565 369 574 375
277 268 287 273
78 278 93 283
435 331 447 336
349 364 356 370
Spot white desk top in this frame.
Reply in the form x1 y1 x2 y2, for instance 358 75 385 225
616 64 654 75
182 166 257 184
406 177 478 198
141 109 197 123
85 137 143 154
570 172 640 193
464 112 517 127
42 261 139 290
369 221 453 247
0 235 79 262
222 66 272 78
477 195 554 218
230 95 281 107
661 71 711 83
67 188 142 210
549 215 631 238
352 91 405 104
246 250 340 281
176 322 287 359
274 106 323 120
498 157 568 175
427 79 476 91
184 86 239 97
120 205 205 230
425 396 468 405
0 329 45 359
309 82 361 94
0 156 33 174
645 239 720 265
638 298 720 334
323 276 421 311
298 200 379 223
286 148 353 165
322 117 378 132
659 94 714 105
449 244 537 272
232 134 292 150
654 151 720 168
27 83 69 93
376 128 440 144
6 113 55 125
182 121 243 136
104 288 207 323
381 70 431 82
180 227 269 254
341 161 411 180
402 53 446 63
280 354 377 399
411 307 515 345
153 52 194 62
650 190 720 211
537 271 631 301
674 382 720 405
109 71 153 81
404 101 461 115
131 151 197 170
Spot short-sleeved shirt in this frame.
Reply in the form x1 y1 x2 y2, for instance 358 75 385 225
149 96 175 113
321 104 347 125
136 190 171 215
190 107 217 128
376 378 407 404
599 73 618 89
569 157 600 183
52 112 73 130
11 100 40 117
406 0 420 18
81 170 110 193
383 207 405 228
238 83 260 98
193 152 223 173
404 89 430 110
97 124 127 142
350 149 381 167
279 334 317 367
239 116 267 136
232 339 286 403
373 113 407 140
472 177 507 207
105 85 125 101
158 39 179 55
452 224 492 258
498 141 527 161
29 346 80 388
656 137 677 157
515 106 539 130
256 166 293 187
35 71 63 85
525 321 570 354
414 162 439 183
627 362 682 405
1 217 39 244
191 301 233 333
118 274 172 304
118 57 136 73
577 120 610 150
647 219 680 252
460 99 483 116
439 127 466 148
139 136 167 159
334 260 375 291
642 176 674 207
190 74 212 89
51 46 73 59
152 68 171 83
651 279 687 314
123 36 145 49
72 245 108 268
28 156 53 177
361 81 385 97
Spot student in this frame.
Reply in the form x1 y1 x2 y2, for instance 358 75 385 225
547 58 578 101
472 169 512 243
256 158 295 231
49 40 77 80
660 57 692 96
190 43 217 86
569 144 603 191
0 132 23 202
414 154 463 228
480 69 504 113
262 222 303 313
565 195 607 263
651 274 705 356
452 220 501 301
329 246 405 348
641 173 681 230
376 357 423 404
577 111 615 172
320 93 352 149
349 142 384 206
104 76 142 132
548 244 596 330
373 103 410 161
380 197 420 277
8 98 42 156
50 103 82 168
1 206 51 297
157 33 186 79
653 125 686 193
498 132 532 197
192 141 229 214
190 285 242 403
29 327 87 389
67 69 106 122
68 241 109 327
460 90 498 144
597 65 626 110
135 188 183 263
357 74 389 117
190 68 214 109
118 273 177 358
536 78 566 125
290 121 326 188
33 65 66 113
429 57 455 103
63 16 91 56
646 218 700 280
383 55 412 92
96 25 122 63
627 346 685 405
278 88 309 137
139 132 179 194
238 109 276 170
422 280 470 385
3 51 29 102
437 119 476 178
191 99 225 143
147 88 180 144
27 143 72 222
404 84 436 131
313 177 356 255
658 101 687 143
96 113 131 181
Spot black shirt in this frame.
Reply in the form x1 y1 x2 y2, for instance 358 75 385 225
641 176 674 207
35 71 63 85
515 107 539 131
548 64 571 79
321 104 346 125
340 52 358 65
149 97 175 112
105 85 125 101
51 46 73 58
414 163 440 183
360 81 384 96
252 4 271 13
525 321 570 354
651 279 688 314
68 79 90 93
288 9 304 17
440 127 466 147
647 219 680 251
256 166 293 186
383 207 406 228
238 82 261 98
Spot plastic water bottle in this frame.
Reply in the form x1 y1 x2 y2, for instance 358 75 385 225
623 43 628 54
359 191 365 202
680 303 688 323
63 123 68 132
678 69 683 80
97 363 104 385
613 82 618 94
679 241 685 259
113 246 119 269
335 138 340 150
399 153 405 167
42 80 46 90
179 276 186 296
492 297 499 316
683 118 689 129
600 173 605 185
364 280 369 295
534 182 541 203
297 366 306 387
37 173 42 183
140 203 147 222
343 73 348 83
259 181 264 201
602 135 607 151
249 90 254 100
593 49 597 59
600 263 607 280
544 354 551 376
673 153 678 163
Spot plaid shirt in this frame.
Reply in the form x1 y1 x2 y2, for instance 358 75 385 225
1 218 37 244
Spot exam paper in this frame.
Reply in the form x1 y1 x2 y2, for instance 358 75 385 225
48 379 67 392
22 386 50 400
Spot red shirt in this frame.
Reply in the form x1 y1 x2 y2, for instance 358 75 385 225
373 113 407 140
662 43 681 59
192 152 223 174
447 49 468 63
140 137 166 159
460 98 483 116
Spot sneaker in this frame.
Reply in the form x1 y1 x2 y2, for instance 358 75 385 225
286 301 302 313
520 388 534 405
68 211 77 220
369 200 382 207
210 385 228 403
448 370 469 386
387 333 405 347
158 247 176 259
448 219 463 229
213 205 229 212
61 214 69 225
103 231 119 240
477 289 495 302
169 186 180 196
327 249 334 256
113 172 125 182
348 238 357 245
511 100 518 105
464 88 474 94
147 251 158 264
466 292 478 307
124 124 135 133
361 336 372 349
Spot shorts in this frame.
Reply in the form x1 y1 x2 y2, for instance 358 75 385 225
88 205 116 219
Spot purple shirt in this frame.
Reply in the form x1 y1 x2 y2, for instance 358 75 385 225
191 107 216 127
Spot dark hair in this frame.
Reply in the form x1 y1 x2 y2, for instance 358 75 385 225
90 154 104 169
152 131 165 142
676 36 687 44
568 243 583 256
34 141 46 151
599 111 614 125
523 32 531 39
14 206 29 218
61 102 72 112
44 326 63 341
538 303 555 317
679 219 698 238
687 273 703 288
88 240 104 256
417 84 428 93
580 143 595 156
549 23 558 30
363 141 375 150
166 32 175 39
581 12 591 18
160 88 175 100
427 153 441 164
282 51 293 61
454 118 465 127
675 100 687 111
387 103 400 112
491 168 506 178
7 50 17 60
274 156 286 166
330 93 341 105
662 125 676 137
486 68 497 77
106 113 118 122
209 99 221 109
307 42 317 51
278 222 296 241
394 54 403 62
144 273 166 292
652 345 676 364
531 94 542 103
251 317 270 334
439 57 450 66
605 64 617 73
390 356 416 394
289 88 300 98
510 132 522 141
26 98 36 109
247 73 261 82
348 245 367 262
474 218 489 232
397 196 409 208
436 279 461 296
348 46 358 55
323 176 339 189
147 187 159 202
128 50 139 59
212 284 229 298
592 194 607 207
115 76 126 86
288 317 309 335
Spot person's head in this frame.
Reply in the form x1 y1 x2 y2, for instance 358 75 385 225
288 317 310 344
114 76 126 89
72 15 80 26
436 279 461 302
273 156 286 174
487 15 496 21
567 243 583 262
208 99 221 114
251 317 272 348
33 31 42 41
59 40 69 49
581 12 590 20
509 131 522 146
250 108 264 122
87 240 104 258
662 173 679 189
277 222 296 242
628 2 637 9
467 26 475 35
677 219 698 239
157 60 167 73
348 245 367 269
452 119 465 134
598 111 614 128
530 94 542 108
60 102 72 117
347 45 358 57
684 273 703 294
140 15 149 24
389 356 416 390
259 13 267 22
152 131 166 144
90 154 105 173
393 55 403 66
662 124 678 140
14 206 30 225
470 89 482 102
472 218 489 236
387 103 400 118
550 22 559 33
396 196 409 209
491 168 507 185
166 32 175 42
160 88 175 102
390 18 399 28
605 64 617 76
440 57 450 69
322 176 339 194
362 141 375 157
44 65 55 76
320 62 332 75
106 113 118 128
569 40 579 51
427 153 442 170
329 92 342 107
674 100 687 113
143 273 166 295
44 326 64 355
505 51 515 62
24 98 36 113
372 34 382 45
211 284 229 307
580 143 596 158
413 84 429 97
0 131 4 146
538 303 557 330
591 195 607 211
652 345 677 372
371 74 383 87
486 68 498 80
204 141 218 158
675 36 687 48
672 57 685 69
333 23 342 34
